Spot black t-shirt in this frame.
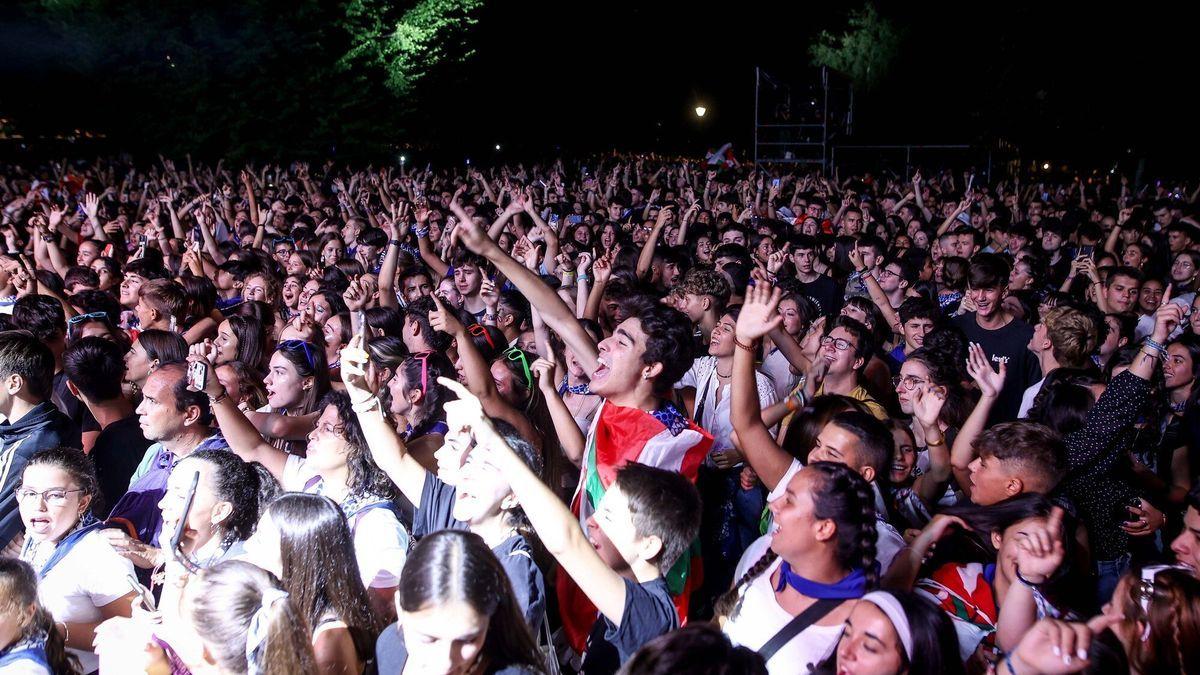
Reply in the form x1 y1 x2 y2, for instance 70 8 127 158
796 275 842 317
375 625 541 675
89 415 153 518
414 473 546 630
581 577 677 675
951 312 1041 424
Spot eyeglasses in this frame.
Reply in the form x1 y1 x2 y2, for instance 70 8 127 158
277 340 316 369
16 487 83 506
468 323 495 350
820 336 855 352
878 268 900 279
503 347 533 389
411 351 432 393
892 375 927 391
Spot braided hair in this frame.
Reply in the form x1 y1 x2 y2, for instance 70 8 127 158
808 461 879 589
713 461 878 622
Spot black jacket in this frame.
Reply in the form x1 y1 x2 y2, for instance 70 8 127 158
0 402 79 545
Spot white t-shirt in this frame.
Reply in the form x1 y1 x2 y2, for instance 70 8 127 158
764 459 905 573
24 529 135 673
760 348 801 404
1018 377 1045 419
723 554 844 674
676 356 777 453
283 456 408 589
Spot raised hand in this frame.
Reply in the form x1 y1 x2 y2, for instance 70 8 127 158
911 385 946 431
342 277 368 312
1152 283 1183 342
735 283 784 342
1013 506 1066 582
966 342 1006 398
338 333 375 403
428 293 464 337
1010 616 1123 675
449 213 490 254
530 357 558 396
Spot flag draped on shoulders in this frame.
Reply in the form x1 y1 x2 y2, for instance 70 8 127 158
558 399 713 654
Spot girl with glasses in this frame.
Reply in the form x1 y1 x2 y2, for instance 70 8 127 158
195 340 410 621
16 448 138 672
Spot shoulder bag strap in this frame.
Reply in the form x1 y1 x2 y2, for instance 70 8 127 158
758 598 842 662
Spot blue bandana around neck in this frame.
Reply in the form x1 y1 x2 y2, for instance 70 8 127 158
558 378 591 396
773 563 868 600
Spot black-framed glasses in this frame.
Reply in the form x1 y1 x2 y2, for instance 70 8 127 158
892 375 927 391
502 347 533 389
15 487 84 506
878 268 900 279
277 340 316 369
820 336 854 352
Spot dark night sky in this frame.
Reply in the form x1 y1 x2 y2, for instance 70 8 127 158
2 1 1198 169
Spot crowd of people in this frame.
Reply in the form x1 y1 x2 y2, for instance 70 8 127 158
0 153 1197 674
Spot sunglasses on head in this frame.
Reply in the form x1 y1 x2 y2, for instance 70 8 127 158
277 339 316 370
468 323 495 350
502 347 533 389
407 350 436 393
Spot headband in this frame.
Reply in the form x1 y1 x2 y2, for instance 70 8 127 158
860 591 913 661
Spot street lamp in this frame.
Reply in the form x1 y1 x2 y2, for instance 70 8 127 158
694 106 707 118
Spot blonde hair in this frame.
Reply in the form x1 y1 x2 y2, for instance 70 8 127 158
1042 306 1098 368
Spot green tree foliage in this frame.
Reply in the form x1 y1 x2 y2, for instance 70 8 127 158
29 0 483 158
809 4 901 92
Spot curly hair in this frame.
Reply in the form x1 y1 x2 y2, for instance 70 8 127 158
179 449 281 546
319 390 400 503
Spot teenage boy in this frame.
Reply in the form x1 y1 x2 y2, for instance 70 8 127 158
951 253 1041 424
674 268 731 345
450 214 712 650
0 330 78 549
887 298 939 370
790 235 840 316
63 337 151 515
1017 306 1098 418
811 316 887 420
441 379 701 675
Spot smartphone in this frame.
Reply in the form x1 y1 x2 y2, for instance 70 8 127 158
771 178 781 188
102 243 115 258
186 361 208 392
137 234 147 245
127 575 156 612
1078 244 1094 259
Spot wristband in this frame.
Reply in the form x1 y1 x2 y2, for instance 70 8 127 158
1143 337 1168 355
924 434 945 447
414 227 430 239
733 337 759 353
785 391 806 412
350 396 381 414
208 388 229 405
1013 564 1046 588
389 239 403 247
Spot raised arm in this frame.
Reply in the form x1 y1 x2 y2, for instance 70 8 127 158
530 358 585 466
452 214 599 371
635 207 673 281
443 378 629 625
340 335 428 504
908 386 952 507
730 284 795 491
188 344 287 481
951 342 1006 499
